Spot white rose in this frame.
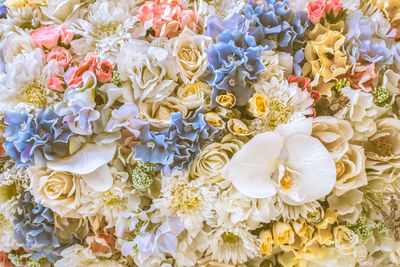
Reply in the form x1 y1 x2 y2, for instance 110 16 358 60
140 96 188 131
41 0 83 23
117 40 178 104
171 28 211 84
176 81 210 109
333 225 358 254
29 167 81 217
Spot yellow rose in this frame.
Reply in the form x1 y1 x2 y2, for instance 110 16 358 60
259 230 273 255
273 222 295 246
248 93 270 118
177 81 209 109
333 225 358 253
216 93 236 108
203 112 225 130
227 118 251 136
314 208 338 246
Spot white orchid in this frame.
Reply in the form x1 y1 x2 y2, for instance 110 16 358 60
223 119 336 205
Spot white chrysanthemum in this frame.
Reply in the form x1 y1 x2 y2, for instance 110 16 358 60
343 0 360 14
275 198 324 221
77 169 133 227
196 0 246 19
213 184 278 229
0 162 30 217
55 244 126 267
0 48 60 110
152 170 218 238
252 77 314 131
71 0 141 63
0 213 19 252
205 223 260 265
0 6 42 34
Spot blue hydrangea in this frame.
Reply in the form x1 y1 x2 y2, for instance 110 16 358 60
3 108 73 167
165 110 215 171
13 191 61 262
205 16 265 106
134 124 171 166
242 0 309 52
0 0 6 18
345 11 394 67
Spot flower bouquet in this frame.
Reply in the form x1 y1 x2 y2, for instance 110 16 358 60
0 0 400 266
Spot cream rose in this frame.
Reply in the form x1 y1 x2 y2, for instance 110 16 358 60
190 134 245 181
176 81 209 109
259 230 273 255
172 28 211 84
29 167 81 217
312 116 353 162
334 144 367 195
333 225 358 253
41 0 83 23
118 40 178 103
365 117 400 169
140 96 188 131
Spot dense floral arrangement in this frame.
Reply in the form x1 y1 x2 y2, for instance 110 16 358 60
0 0 400 266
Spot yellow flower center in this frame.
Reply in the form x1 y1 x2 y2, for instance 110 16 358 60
221 232 240 243
102 191 123 206
371 136 393 157
17 80 49 108
267 98 293 129
170 183 200 213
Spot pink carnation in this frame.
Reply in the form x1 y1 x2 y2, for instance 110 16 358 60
67 53 98 88
47 74 67 92
46 46 72 69
96 60 113 84
307 0 326 24
326 0 343 17
30 25 74 50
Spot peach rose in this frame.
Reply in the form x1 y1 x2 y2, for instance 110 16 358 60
95 60 113 83
30 25 74 50
307 0 326 24
48 74 67 92
180 9 200 33
67 53 98 87
346 63 378 92
46 46 72 68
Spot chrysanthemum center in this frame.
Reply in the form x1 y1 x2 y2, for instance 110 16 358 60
267 98 293 129
18 80 49 108
221 232 239 243
170 183 200 213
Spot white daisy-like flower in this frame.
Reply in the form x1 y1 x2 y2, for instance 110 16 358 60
55 244 126 267
275 197 325 221
205 223 260 265
71 0 141 63
252 77 314 131
152 170 218 238
0 48 61 110
196 0 246 19
0 6 42 34
0 213 19 252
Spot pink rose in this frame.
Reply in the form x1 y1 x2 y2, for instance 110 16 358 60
67 53 98 87
307 0 326 24
180 9 199 33
326 0 343 17
48 74 67 92
95 60 113 83
46 46 72 68
288 75 311 91
30 25 74 50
